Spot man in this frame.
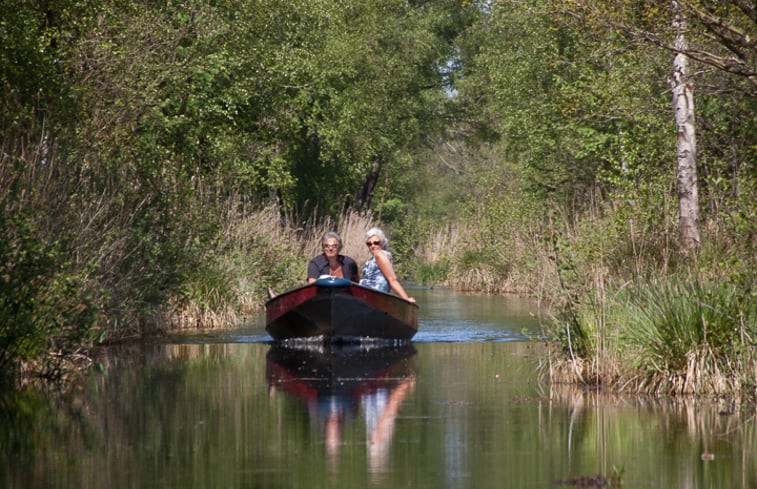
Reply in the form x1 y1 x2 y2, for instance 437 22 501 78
307 231 359 283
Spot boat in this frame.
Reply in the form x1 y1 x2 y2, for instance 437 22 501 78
264 276 419 342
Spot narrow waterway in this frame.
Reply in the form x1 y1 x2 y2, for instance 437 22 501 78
1 287 754 488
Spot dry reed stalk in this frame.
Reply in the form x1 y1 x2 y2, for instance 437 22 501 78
452 266 503 293
631 345 748 398
294 211 331 258
252 203 290 243
549 357 586 384
419 224 461 263
337 209 375 263
169 302 239 330
286 208 376 265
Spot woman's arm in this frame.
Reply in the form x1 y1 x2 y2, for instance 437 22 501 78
375 251 415 303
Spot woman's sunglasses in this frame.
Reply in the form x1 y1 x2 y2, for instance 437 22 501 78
366 240 381 247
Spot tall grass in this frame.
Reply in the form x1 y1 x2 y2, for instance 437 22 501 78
170 206 377 328
470 185 757 399
409 224 459 286
543 273 757 397
625 279 755 395
414 218 552 294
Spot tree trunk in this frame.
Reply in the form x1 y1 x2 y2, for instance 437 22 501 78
354 158 382 212
671 2 701 251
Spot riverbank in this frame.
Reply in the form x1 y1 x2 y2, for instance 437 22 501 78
5 198 754 404
543 275 756 400
433 215 755 401
168 205 755 402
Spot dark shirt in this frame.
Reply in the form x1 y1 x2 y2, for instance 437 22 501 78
307 254 359 282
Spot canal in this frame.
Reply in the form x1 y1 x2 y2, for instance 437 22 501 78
1 287 754 488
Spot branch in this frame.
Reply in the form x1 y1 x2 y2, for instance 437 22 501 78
552 1 757 90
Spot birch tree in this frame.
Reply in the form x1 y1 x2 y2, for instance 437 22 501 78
537 0 756 249
671 2 701 250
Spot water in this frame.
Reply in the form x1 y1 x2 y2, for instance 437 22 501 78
1 288 754 488
205 287 543 344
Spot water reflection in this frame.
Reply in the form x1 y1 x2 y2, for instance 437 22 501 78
266 344 417 475
2 287 756 489
1 341 755 489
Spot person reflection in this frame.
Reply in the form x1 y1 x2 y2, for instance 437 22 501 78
322 397 346 472
363 374 416 474
317 377 414 473
266 346 416 473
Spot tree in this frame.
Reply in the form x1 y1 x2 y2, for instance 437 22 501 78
547 1 756 91
532 0 756 248
671 2 701 250
251 0 475 217
454 1 675 208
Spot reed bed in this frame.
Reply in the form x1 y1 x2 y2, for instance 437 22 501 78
542 275 757 399
169 205 378 328
512 193 757 400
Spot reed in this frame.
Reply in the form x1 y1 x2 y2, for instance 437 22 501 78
331 208 376 264
2 137 104 380
545 274 757 398
524 187 757 399
408 225 457 285
624 279 755 396
169 205 378 328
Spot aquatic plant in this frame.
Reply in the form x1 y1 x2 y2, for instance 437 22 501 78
625 278 756 396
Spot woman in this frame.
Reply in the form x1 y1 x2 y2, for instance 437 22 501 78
359 227 415 303
307 231 360 283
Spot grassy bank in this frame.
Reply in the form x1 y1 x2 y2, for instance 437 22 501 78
546 275 756 397
539 202 756 399
409 186 756 400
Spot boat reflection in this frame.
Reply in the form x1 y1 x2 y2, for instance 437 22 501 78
266 343 417 473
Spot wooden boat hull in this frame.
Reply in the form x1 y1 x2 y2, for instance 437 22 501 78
265 277 418 341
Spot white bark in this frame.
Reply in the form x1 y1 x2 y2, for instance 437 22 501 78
671 2 701 250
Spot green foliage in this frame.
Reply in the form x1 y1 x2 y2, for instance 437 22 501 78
0 0 92 130
221 229 306 312
206 0 475 217
1 0 755 397
414 259 451 285
625 278 755 375
0 206 98 379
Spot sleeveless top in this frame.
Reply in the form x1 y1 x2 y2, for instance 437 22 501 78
359 251 392 292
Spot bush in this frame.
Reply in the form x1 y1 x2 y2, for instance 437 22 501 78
0 210 98 381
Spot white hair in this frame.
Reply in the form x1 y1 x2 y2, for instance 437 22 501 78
365 227 388 249
322 231 343 250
